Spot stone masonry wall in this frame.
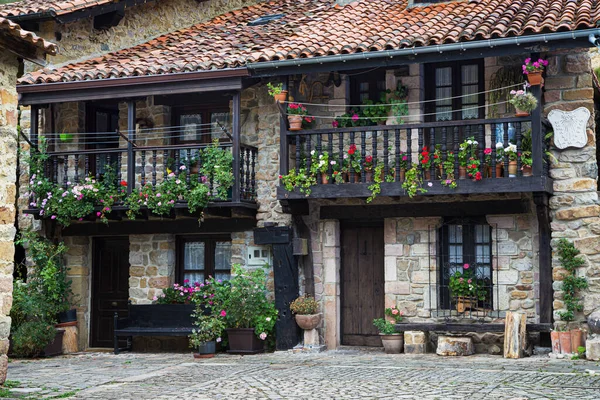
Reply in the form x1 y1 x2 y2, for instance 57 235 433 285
0 50 19 383
62 236 91 350
544 48 599 328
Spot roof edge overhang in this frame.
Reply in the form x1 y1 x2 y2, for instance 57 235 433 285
248 28 600 77
18 68 250 105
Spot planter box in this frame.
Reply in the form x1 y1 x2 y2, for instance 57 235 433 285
41 329 65 357
226 328 264 354
58 309 77 324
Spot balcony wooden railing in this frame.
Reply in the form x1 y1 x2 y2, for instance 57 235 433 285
28 140 258 215
278 116 552 200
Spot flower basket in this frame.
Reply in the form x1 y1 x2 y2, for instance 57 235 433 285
527 71 543 86
455 296 476 313
288 115 303 131
514 108 530 117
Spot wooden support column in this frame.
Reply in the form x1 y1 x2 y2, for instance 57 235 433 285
534 193 552 324
232 91 241 203
126 100 136 195
279 77 289 177
30 105 39 148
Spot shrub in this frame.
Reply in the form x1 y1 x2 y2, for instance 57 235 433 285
10 321 56 358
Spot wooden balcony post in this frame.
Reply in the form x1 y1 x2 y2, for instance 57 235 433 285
127 100 136 195
279 79 289 177
232 91 241 203
30 105 39 149
530 52 543 177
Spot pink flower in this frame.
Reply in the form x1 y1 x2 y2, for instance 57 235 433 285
332 120 339 128
467 279 472 284
51 215 56 220
156 193 161 197
184 279 189 284
459 278 464 283
96 212 102 217
391 309 399 315
220 310 227 317
463 263 470 269
216 337 222 343
351 113 359 122
152 296 158 301
259 332 267 340
484 148 492 155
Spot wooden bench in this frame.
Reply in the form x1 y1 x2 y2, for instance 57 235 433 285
113 304 196 354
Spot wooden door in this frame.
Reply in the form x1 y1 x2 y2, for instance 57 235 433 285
341 222 385 346
90 237 130 348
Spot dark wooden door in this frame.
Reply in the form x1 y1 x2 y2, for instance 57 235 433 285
91 237 130 348
341 222 385 346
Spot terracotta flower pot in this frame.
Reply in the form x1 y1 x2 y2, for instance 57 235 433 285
295 314 321 330
399 168 406 181
550 331 560 354
321 174 329 184
424 170 431 181
508 160 518 177
353 172 361 183
365 170 373 182
515 108 530 117
273 90 288 103
342 172 349 183
380 334 403 354
527 71 543 86
522 165 532 177
559 331 572 354
496 164 503 178
458 166 467 180
288 115 303 131
570 329 584 352
455 297 475 313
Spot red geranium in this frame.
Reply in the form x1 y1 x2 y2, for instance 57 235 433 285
348 144 357 155
120 180 127 187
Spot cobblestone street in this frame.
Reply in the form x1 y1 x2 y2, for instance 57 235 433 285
3 350 600 399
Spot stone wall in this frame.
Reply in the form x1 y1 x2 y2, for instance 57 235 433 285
28 0 260 72
0 50 19 383
128 234 175 304
544 48 599 328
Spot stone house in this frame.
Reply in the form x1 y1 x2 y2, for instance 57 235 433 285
0 16 57 382
5 0 600 353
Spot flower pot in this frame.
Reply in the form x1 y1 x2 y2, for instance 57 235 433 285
424 170 431 181
455 296 475 313
288 115 303 131
527 71 543 86
550 331 560 354
559 331 572 354
190 164 200 175
570 329 583 352
515 108 530 117
508 160 518 178
522 165 532 177
273 90 288 103
321 174 329 185
194 340 216 358
458 166 467 180
58 309 77 324
41 329 65 357
365 170 373 182
380 334 403 354
496 164 503 178
353 173 361 183
295 314 321 330
342 172 349 183
226 328 264 354
399 168 406 181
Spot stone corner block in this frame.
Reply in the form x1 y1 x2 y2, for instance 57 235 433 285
436 335 474 356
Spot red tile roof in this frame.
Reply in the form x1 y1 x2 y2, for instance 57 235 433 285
0 16 58 55
19 0 600 85
0 0 140 18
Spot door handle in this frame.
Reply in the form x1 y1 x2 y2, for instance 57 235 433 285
111 301 118 307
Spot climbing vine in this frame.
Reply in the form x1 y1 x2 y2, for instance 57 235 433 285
556 238 588 322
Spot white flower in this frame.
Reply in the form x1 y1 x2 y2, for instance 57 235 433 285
427 182 433 187
216 337 222 343
467 140 473 145
310 150 315 155
496 142 504 148
319 154 323 159
473 140 478 145
330 161 336 165
266 317 271 322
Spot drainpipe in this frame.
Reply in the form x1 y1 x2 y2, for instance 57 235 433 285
248 28 600 72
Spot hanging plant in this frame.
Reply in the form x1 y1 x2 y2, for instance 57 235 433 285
401 166 427 198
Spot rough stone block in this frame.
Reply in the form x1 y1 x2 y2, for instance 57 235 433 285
404 331 428 354
555 205 600 221
384 256 397 281
436 335 474 356
585 337 600 361
385 281 410 295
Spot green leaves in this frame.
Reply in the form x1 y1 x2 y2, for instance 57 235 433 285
556 239 588 322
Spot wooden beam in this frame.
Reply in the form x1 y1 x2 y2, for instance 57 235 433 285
60 216 256 236
278 176 553 201
280 199 309 215
254 226 292 245
0 34 47 65
319 199 529 219
534 193 553 324
126 101 135 195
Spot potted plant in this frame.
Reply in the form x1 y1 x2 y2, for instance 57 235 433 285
522 58 548 86
362 93 390 125
267 82 287 103
189 283 227 358
372 307 404 354
333 110 364 128
200 139 234 200
221 265 278 354
402 165 427 198
484 144 504 178
504 143 518 177
458 137 478 179
310 150 330 184
287 103 309 131
449 263 488 313
509 90 538 117
279 169 317 196
440 155 457 189
363 155 374 182
290 294 320 330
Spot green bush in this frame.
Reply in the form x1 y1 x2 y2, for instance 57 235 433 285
10 321 56 358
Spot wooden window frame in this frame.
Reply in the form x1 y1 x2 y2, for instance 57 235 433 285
349 69 387 106
171 104 231 145
176 235 232 284
424 59 485 123
437 218 493 310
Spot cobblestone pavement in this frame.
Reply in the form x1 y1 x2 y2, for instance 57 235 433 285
4 350 600 399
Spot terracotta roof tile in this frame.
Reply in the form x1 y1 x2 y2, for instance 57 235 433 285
20 0 600 85
0 16 58 55
0 0 131 18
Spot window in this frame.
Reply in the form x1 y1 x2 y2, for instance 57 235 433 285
177 236 232 284
86 104 120 175
349 69 387 106
172 105 231 144
438 219 493 310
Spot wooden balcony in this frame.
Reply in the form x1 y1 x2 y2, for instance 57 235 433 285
24 139 259 225
278 116 553 202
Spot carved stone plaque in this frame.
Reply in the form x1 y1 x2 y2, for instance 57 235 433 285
548 107 590 149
